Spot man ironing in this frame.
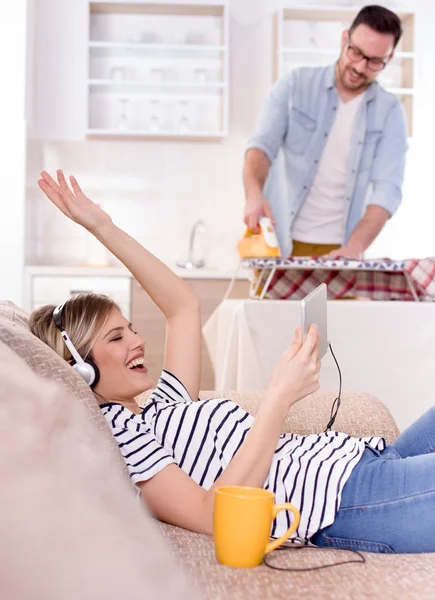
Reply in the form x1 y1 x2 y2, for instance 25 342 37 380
243 5 407 259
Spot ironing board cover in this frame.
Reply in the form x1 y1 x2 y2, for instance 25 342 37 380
241 257 435 301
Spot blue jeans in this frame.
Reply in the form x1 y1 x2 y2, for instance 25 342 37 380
311 406 435 553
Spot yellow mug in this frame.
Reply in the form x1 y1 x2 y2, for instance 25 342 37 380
213 486 300 568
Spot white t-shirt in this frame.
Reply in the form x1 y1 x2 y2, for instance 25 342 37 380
101 369 385 544
291 93 365 244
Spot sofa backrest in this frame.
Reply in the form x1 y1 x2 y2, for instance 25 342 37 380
0 339 199 600
0 300 130 480
210 389 400 443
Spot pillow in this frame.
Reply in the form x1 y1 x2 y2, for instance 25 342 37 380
0 340 199 600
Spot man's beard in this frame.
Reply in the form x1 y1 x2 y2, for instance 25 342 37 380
337 62 371 92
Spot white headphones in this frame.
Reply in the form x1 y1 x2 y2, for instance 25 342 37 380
53 302 100 388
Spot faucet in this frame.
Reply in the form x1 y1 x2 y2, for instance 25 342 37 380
176 220 206 269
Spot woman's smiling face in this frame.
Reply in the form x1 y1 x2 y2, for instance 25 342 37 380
91 307 153 402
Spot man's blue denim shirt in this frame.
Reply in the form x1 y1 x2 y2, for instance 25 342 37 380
246 65 408 258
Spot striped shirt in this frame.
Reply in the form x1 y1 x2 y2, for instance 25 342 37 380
100 370 385 543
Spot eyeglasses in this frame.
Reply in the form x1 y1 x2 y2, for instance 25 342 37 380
346 38 390 72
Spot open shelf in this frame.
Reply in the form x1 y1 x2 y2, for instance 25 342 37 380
87 0 229 139
86 128 226 140
89 40 226 58
88 79 226 92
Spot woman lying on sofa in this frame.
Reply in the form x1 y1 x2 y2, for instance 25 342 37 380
31 169 435 554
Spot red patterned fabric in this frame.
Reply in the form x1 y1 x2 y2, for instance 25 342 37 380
248 258 435 301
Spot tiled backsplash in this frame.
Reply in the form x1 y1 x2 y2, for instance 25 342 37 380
26 135 248 270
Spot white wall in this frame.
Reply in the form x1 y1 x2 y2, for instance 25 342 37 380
25 0 435 279
0 0 27 305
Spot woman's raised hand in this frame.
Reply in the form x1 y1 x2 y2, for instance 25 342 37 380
267 324 321 409
37 170 113 233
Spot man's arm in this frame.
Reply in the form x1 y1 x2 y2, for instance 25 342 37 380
243 75 292 231
327 205 390 258
243 149 273 231
327 99 407 259
243 148 270 198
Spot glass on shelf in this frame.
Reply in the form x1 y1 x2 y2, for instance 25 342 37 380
116 97 130 130
150 68 164 82
194 68 208 83
109 66 137 82
195 100 209 133
174 34 185 45
163 67 178 82
185 32 208 45
177 100 191 134
148 99 161 133
308 22 317 49
110 66 127 81
132 31 163 44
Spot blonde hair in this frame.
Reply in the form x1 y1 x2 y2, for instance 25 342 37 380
30 293 121 362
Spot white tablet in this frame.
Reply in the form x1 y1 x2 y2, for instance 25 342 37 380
301 283 328 358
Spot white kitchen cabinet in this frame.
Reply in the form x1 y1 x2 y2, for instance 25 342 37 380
87 0 229 139
29 0 229 141
274 5 415 137
25 267 132 319
30 0 88 140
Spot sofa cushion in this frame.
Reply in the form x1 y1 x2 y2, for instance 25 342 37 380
158 521 435 600
0 340 199 600
0 301 130 480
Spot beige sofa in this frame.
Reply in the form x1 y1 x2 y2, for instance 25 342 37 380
1 300 435 599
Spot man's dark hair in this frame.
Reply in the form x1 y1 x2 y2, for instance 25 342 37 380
349 5 403 49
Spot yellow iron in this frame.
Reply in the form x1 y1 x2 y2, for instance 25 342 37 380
237 217 281 259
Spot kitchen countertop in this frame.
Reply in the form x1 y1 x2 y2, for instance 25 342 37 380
25 264 250 280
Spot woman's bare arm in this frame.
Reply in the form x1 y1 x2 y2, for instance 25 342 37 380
37 170 202 400
140 326 320 534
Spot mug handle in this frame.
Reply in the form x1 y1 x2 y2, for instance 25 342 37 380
265 503 300 554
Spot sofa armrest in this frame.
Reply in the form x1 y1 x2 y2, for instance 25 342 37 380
199 390 399 444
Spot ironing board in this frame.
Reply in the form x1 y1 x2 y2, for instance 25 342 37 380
241 257 435 301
